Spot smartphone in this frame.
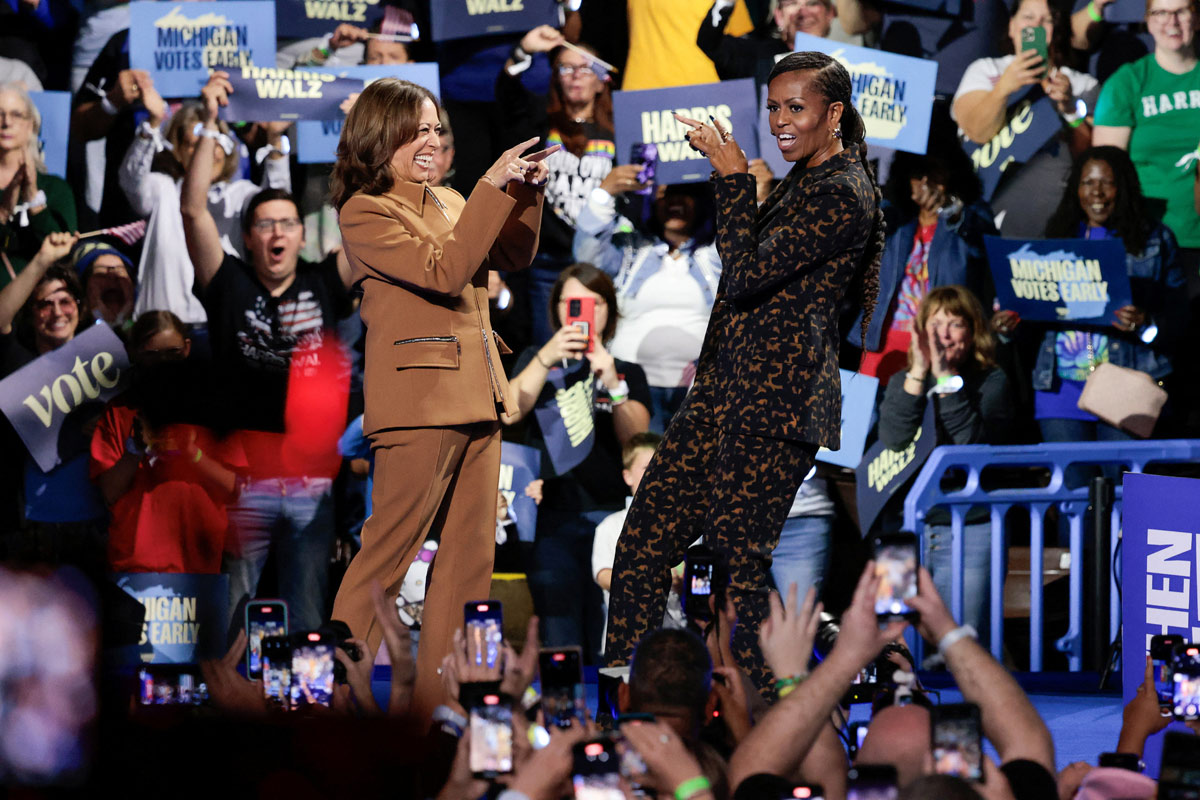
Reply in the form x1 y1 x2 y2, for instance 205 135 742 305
563 297 596 354
464 601 504 670
847 721 870 759
245 599 288 680
540 647 586 728
290 631 336 709
1152 633 1185 710
629 143 658 196
1171 643 1200 721
572 739 624 800
1159 731 1200 800
469 692 514 778
1098 752 1142 771
873 533 919 620
846 765 899 800
683 550 717 621
261 635 291 710
1020 26 1049 79
931 703 984 782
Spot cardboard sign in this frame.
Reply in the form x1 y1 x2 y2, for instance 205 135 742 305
30 91 70 179
500 441 541 544
964 94 1061 200
612 78 760 186
816 369 880 469
985 236 1132 324
275 0 385 40
533 357 595 476
130 1 277 98
429 0 558 42
791 33 938 156
0 325 131 473
294 63 441 163
112 573 229 663
221 65 362 121
855 404 936 534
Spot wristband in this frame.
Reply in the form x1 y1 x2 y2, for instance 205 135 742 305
1087 0 1103 22
255 135 291 164
774 673 807 689
192 122 236 156
535 352 553 369
608 378 630 405
937 624 978 657
674 776 713 800
926 374 964 397
12 190 46 228
1065 115 1085 128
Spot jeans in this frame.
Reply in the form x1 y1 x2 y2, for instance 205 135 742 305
925 520 994 638
648 385 689 434
770 515 833 601
528 508 611 663
224 477 336 634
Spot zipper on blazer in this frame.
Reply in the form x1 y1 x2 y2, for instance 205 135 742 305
480 327 501 395
394 335 459 353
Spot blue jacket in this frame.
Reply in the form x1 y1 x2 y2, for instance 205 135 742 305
1030 222 1185 390
852 201 997 351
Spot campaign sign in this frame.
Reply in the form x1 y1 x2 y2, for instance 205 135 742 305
613 79 760 186
533 357 595 476
430 0 558 42
855 404 936 534
0 325 130 473
275 0 385 40
985 236 1132 325
964 94 1060 199
222 65 362 121
113 573 229 663
792 33 938 156
295 63 441 163
816 369 880 469
1095 0 1145 24
30 91 69 179
130 2 277 98
1121 473 1200 775
500 441 541 544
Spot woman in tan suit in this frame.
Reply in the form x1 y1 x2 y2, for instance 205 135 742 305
330 78 554 719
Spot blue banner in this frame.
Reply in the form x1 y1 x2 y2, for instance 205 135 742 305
817 369 880 469
130 1 277 98
0 325 131 472
964 94 1060 200
430 0 558 42
500 441 541 544
855 404 936 535
791 33 938 156
1088 0 1145 23
533 358 595 476
30 91 69 179
985 236 1132 325
1121 472 1200 775
612 78 761 186
295 63 441 163
222 65 362 121
275 0 385 39
112 573 229 664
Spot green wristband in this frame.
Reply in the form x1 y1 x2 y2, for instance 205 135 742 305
675 776 713 800
1087 0 1102 22
774 673 807 689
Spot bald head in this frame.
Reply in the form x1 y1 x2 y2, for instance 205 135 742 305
856 704 933 788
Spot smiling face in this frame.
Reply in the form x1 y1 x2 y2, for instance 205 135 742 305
1008 0 1055 54
1077 158 1117 228
654 188 696 236
31 279 79 353
243 198 304 292
776 0 836 40
0 89 33 154
390 98 441 185
926 308 971 369
1146 0 1197 53
554 50 606 107
766 70 842 163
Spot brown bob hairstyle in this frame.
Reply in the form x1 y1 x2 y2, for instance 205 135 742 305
548 262 619 344
330 78 439 210
910 285 998 373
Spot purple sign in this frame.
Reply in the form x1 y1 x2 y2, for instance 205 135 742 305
855 404 936 534
500 441 540 544
222 65 362 121
533 357 595 476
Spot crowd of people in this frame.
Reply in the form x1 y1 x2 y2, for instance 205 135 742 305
1 0 1199 793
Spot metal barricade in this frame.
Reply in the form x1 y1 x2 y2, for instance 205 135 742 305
901 440 1200 670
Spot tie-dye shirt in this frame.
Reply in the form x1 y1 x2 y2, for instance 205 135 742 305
890 222 936 333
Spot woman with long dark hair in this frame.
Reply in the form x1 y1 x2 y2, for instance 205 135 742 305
603 51 885 697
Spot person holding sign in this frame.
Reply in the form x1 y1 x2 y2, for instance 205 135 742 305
329 78 553 721
604 51 886 697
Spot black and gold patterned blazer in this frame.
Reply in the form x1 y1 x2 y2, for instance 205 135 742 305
682 148 877 448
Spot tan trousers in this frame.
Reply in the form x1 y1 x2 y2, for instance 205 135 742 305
331 421 500 722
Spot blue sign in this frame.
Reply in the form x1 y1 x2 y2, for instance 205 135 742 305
533 358 595 476
613 78 760 186
222 65 362 121
430 0 558 42
295 63 441 163
817 369 880 469
1096 0 1145 23
792 32 938 156
30 91 69 179
855 404 936 535
500 441 541 544
130 1 277 98
964 94 1060 200
275 0 385 39
112 573 230 663
985 236 1133 325
1121 472 1200 775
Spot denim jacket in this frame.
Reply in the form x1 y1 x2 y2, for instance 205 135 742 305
1030 223 1184 390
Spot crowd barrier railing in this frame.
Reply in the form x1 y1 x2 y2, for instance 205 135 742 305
900 439 1200 671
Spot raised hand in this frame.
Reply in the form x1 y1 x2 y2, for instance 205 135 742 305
759 583 822 681
200 71 233 124
484 137 560 189
672 112 748 177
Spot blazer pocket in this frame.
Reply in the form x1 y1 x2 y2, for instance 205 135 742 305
393 336 460 369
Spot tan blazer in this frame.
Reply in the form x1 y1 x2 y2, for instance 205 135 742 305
339 178 543 436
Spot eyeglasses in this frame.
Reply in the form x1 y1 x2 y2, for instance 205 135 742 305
1147 6 1194 20
34 295 77 314
0 109 30 124
251 217 302 233
557 65 597 78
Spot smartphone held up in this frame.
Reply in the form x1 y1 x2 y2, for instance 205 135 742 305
873 533 919 621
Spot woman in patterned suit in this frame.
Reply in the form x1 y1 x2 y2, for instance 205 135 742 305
604 52 886 697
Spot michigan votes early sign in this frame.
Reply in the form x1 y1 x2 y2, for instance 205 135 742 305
985 236 1131 324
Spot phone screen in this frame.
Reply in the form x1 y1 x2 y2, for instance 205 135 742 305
470 694 514 777
246 601 288 679
261 635 291 709
573 739 624 800
874 535 918 619
1172 646 1200 720
629 143 658 196
465 601 503 670
847 766 899 800
1153 635 1184 708
137 666 207 706
932 704 984 782
291 634 335 708
684 556 715 620
540 648 586 728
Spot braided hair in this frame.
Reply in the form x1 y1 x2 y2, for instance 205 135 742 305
767 53 885 345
